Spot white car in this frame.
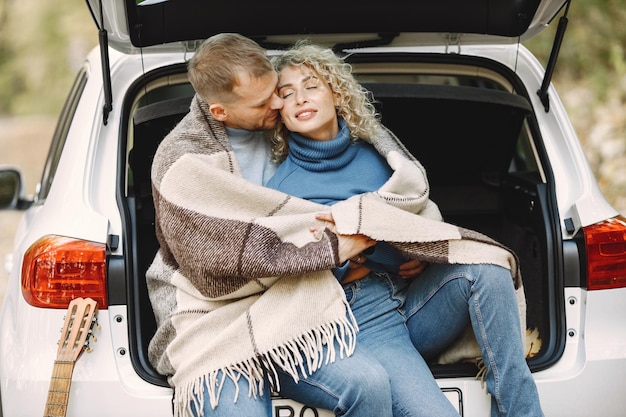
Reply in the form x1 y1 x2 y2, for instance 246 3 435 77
1 0 626 416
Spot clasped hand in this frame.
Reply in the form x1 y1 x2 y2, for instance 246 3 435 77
311 213 428 280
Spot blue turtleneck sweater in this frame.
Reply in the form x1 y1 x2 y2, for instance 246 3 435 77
267 120 392 204
266 120 408 279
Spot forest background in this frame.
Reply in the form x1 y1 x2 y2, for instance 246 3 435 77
1 0 625 300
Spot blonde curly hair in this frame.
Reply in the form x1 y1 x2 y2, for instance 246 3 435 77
271 41 381 162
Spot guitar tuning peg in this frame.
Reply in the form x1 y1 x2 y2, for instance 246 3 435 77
85 346 93 353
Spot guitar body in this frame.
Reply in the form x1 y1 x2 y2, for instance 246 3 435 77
43 298 98 417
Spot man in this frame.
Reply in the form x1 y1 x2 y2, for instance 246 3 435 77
146 33 394 417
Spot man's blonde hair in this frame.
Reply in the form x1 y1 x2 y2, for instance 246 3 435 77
271 41 380 162
188 33 273 104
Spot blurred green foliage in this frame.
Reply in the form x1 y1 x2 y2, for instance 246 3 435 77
0 0 623 116
525 0 626 102
0 0 96 115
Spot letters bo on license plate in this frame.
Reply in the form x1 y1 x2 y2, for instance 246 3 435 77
272 389 462 416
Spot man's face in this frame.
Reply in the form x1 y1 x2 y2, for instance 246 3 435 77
218 71 283 131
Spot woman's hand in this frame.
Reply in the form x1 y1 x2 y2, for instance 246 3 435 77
312 213 376 263
341 253 372 284
397 258 429 279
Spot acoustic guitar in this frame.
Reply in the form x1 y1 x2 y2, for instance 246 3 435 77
43 297 98 417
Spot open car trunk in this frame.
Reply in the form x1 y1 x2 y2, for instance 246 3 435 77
121 52 562 386
89 0 567 52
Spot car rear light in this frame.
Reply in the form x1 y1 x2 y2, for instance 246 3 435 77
583 215 626 290
21 235 108 308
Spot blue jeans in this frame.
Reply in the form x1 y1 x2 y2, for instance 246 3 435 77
193 273 453 417
339 273 460 417
403 263 544 417
191 345 394 417
279 273 458 417
193 264 543 417
192 283 396 417
190 372 273 416
191 364 393 416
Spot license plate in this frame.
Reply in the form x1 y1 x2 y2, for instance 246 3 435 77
272 396 334 417
271 388 462 416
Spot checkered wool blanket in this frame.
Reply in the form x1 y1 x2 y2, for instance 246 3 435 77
146 95 523 416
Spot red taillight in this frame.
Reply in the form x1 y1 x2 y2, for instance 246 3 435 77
21 235 108 308
583 215 626 290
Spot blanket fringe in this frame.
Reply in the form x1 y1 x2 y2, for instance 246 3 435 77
174 311 358 417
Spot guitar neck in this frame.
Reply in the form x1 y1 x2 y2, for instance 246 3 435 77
43 360 76 417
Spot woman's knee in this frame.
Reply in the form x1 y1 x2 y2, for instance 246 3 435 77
351 359 391 393
341 362 392 411
473 264 516 293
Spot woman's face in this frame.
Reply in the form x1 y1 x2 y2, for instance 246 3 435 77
277 65 339 141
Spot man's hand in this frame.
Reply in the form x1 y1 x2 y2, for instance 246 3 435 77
312 213 375 263
398 258 429 279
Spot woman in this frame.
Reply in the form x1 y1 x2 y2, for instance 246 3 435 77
267 42 544 417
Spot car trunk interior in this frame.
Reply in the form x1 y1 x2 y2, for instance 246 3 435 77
122 56 560 387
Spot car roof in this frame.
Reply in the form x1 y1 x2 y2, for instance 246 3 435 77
87 0 569 53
